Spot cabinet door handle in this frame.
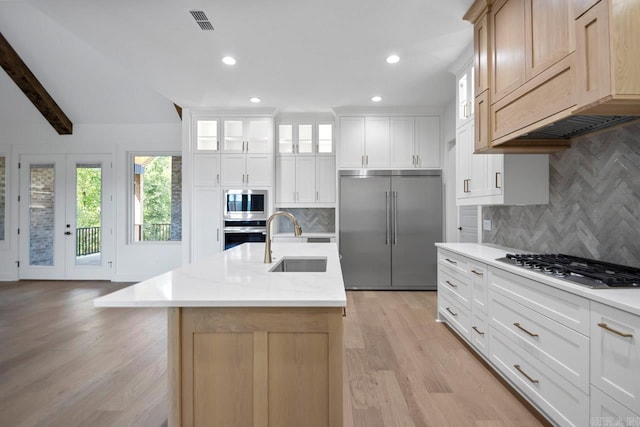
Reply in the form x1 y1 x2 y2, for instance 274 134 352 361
362 155 365 167
445 307 458 317
598 323 633 338
471 270 484 276
513 322 539 337
412 154 416 166
316 191 319 201
472 326 485 336
217 228 219 241
366 155 369 166
216 174 220 184
514 364 539 384
416 154 420 166
445 258 457 265
217 140 220 151
495 172 502 189
445 280 457 288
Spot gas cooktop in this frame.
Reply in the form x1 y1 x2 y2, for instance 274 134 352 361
496 253 640 289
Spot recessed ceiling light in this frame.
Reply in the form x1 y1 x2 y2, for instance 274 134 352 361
250 97 261 103
371 96 382 102
386 55 400 64
222 56 236 65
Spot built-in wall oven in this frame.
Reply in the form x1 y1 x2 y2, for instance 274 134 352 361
223 189 268 250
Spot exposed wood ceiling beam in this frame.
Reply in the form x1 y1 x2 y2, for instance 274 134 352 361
174 103 182 120
0 32 73 135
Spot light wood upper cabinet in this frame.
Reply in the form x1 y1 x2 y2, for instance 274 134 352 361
474 14 490 97
575 0 640 114
525 0 575 80
491 0 526 102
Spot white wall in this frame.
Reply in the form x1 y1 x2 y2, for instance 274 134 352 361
0 121 182 282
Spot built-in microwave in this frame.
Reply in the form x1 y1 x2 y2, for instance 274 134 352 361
223 189 269 221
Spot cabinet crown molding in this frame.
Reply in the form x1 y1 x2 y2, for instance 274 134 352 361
464 0 494 23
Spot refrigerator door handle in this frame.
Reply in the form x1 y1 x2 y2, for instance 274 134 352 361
393 191 398 245
385 191 390 245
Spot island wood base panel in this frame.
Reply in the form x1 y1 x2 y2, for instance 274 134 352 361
168 306 343 427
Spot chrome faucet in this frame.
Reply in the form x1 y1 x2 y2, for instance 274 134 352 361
264 211 302 263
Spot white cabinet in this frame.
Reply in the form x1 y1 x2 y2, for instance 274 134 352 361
340 115 440 169
194 118 220 152
590 385 640 426
222 118 273 153
193 154 220 187
277 121 334 155
591 302 640 414
457 61 474 128
192 187 221 261
315 156 336 203
221 154 273 187
275 156 336 206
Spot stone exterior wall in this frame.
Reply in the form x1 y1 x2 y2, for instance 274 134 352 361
170 156 182 241
483 121 640 268
29 165 55 266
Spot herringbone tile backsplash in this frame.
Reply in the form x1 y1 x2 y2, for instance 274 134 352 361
276 208 335 233
483 121 640 268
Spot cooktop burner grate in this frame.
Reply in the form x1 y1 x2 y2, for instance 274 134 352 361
496 253 640 289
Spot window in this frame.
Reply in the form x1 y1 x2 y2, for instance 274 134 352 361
0 155 5 241
132 155 182 242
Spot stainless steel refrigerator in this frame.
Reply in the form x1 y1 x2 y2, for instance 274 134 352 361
339 170 443 290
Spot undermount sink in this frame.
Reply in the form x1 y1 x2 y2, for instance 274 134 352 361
268 257 328 273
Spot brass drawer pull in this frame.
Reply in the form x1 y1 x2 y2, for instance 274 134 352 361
445 280 457 288
514 364 539 384
446 307 458 317
598 323 633 338
513 322 539 337
472 326 485 336
445 258 457 265
471 269 484 276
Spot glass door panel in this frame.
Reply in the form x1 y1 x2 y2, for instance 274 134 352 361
278 124 293 154
29 164 56 267
74 163 102 266
298 124 313 154
223 120 244 152
196 119 219 151
318 124 333 154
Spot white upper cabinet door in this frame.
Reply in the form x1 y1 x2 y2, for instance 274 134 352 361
277 124 294 155
246 118 273 153
295 156 316 203
339 117 365 168
195 119 220 152
315 156 336 203
192 187 221 262
220 154 245 186
485 154 504 196
222 120 245 152
456 122 473 199
415 116 441 168
275 156 296 203
193 154 220 187
364 117 390 168
245 154 273 187
297 124 314 154
317 123 334 155
390 116 415 168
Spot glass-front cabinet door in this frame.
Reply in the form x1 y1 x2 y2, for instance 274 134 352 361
195 119 219 151
246 119 272 153
278 124 294 154
222 120 244 152
317 123 334 154
297 124 314 154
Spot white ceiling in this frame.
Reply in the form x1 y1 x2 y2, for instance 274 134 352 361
0 0 474 124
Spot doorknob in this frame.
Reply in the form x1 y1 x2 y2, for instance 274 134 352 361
65 231 72 235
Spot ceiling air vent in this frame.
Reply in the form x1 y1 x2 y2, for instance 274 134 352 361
189 10 214 31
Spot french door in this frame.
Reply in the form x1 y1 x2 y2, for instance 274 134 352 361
19 154 113 280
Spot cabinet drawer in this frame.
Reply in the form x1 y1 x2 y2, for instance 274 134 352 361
591 385 640 426
591 302 640 412
469 262 488 315
439 290 470 340
490 327 589 427
489 267 590 335
438 268 471 308
490 289 589 393
438 250 470 277
470 310 489 357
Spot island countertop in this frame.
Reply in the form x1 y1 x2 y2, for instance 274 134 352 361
94 242 346 308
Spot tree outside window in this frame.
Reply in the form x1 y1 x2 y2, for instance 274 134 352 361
133 155 182 242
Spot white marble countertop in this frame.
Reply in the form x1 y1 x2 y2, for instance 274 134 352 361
436 243 640 316
94 243 346 308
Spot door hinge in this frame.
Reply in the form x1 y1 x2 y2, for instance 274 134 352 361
18 162 21 169
17 228 20 235
17 195 20 202
16 261 20 268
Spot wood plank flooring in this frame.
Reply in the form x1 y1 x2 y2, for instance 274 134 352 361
0 281 545 426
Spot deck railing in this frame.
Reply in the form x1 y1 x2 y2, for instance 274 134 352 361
76 227 101 256
134 223 172 241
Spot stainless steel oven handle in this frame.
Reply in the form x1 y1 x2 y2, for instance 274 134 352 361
223 227 268 233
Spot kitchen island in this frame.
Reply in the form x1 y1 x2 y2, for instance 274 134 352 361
94 242 346 427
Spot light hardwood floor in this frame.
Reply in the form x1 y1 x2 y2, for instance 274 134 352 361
0 281 546 427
